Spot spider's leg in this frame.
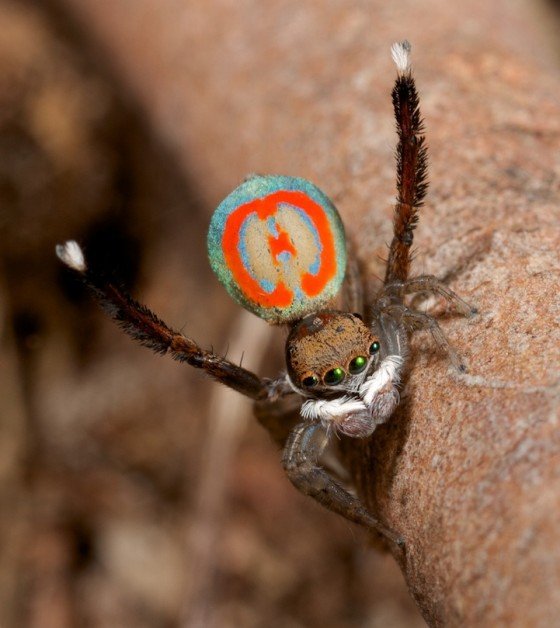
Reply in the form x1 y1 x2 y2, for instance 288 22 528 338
56 241 280 401
383 275 476 317
401 308 465 372
342 247 365 316
385 41 428 284
282 421 403 547
255 394 351 483
361 311 409 423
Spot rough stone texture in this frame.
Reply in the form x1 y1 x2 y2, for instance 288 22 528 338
31 0 560 625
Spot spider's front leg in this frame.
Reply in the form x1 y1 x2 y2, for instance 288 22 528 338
382 274 477 318
56 241 288 402
283 421 403 547
375 274 476 374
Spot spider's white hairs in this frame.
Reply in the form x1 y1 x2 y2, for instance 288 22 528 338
301 396 368 423
359 355 405 405
391 40 411 74
56 240 86 273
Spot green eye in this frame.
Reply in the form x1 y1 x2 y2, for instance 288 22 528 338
302 375 319 388
349 355 368 374
369 341 380 354
324 367 345 386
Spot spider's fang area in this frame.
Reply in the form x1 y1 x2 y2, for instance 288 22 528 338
391 40 411 74
56 240 87 273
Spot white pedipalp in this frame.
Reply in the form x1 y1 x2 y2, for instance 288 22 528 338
300 395 383 439
359 355 405 406
301 396 368 423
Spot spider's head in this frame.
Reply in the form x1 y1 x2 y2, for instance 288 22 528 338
286 311 381 396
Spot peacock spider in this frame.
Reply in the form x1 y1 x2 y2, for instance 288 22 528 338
57 41 475 548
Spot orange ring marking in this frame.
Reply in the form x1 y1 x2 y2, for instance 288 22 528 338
222 191 337 309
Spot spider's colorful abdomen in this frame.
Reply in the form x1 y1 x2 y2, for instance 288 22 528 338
208 175 346 323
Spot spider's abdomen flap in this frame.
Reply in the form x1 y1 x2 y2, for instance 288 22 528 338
208 175 347 324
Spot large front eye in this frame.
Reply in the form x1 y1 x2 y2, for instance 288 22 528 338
349 355 368 374
324 367 345 386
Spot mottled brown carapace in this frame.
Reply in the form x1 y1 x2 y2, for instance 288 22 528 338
286 312 378 389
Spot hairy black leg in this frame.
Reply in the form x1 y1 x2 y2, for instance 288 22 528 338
383 275 476 317
56 241 278 401
283 422 404 547
385 41 428 284
93 281 274 398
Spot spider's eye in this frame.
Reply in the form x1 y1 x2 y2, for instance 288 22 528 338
349 355 368 374
324 367 345 386
302 375 319 388
369 341 380 354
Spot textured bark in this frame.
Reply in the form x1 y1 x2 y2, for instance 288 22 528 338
51 0 560 624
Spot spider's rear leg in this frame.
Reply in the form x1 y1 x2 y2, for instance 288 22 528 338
402 309 466 372
342 248 365 316
283 421 404 548
384 275 477 318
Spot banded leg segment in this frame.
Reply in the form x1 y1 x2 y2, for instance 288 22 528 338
57 241 274 400
376 299 467 372
385 41 428 284
383 275 476 317
283 422 403 546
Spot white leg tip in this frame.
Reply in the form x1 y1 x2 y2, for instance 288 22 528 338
391 40 411 73
56 240 86 272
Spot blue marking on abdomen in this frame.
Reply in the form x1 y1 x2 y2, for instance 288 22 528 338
238 213 277 294
259 278 275 293
290 205 322 275
294 286 304 301
267 216 279 237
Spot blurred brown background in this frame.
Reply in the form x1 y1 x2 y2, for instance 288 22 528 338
1 1 559 626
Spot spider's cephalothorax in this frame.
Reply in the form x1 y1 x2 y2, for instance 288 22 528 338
285 312 388 438
56 41 475 548
286 311 379 394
